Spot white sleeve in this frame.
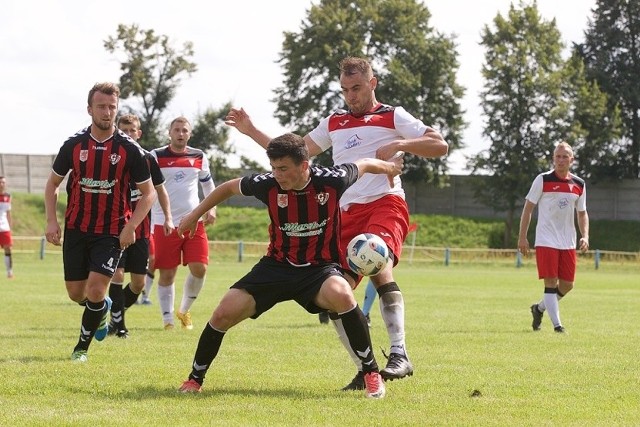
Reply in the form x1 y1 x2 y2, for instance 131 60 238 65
200 177 215 198
394 106 430 139
525 174 543 204
577 184 587 212
307 116 333 151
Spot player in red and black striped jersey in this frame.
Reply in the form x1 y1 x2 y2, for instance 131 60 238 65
44 82 157 363
518 142 590 333
106 114 172 338
175 133 402 398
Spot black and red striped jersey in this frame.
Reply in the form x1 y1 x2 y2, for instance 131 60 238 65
52 126 151 235
240 163 358 266
129 151 165 239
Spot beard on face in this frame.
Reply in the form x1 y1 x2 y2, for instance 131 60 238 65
93 117 113 131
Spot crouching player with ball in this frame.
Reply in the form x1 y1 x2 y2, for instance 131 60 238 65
176 133 402 398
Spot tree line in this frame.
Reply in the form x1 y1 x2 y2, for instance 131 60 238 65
103 0 639 244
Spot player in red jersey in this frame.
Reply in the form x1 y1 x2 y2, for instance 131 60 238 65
225 56 448 389
176 133 402 398
44 82 156 362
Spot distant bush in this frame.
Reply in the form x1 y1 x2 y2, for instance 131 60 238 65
11 194 640 252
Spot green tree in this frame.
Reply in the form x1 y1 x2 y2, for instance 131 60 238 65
575 0 640 178
559 53 623 181
273 0 465 181
190 103 266 184
469 2 565 247
104 24 197 149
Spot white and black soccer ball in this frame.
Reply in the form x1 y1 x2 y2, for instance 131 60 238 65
346 233 389 276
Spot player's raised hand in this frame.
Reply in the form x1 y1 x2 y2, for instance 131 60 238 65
225 107 253 135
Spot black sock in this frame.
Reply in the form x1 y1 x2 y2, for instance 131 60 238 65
189 323 226 385
109 283 124 328
123 283 140 309
74 300 104 351
339 305 378 373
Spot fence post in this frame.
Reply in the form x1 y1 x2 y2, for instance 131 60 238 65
238 241 244 263
444 248 450 266
40 236 46 260
516 251 522 268
595 249 600 270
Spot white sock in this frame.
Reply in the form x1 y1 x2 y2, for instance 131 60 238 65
158 283 175 324
4 255 10 271
143 274 154 299
537 294 563 312
380 291 407 356
543 290 562 328
179 273 205 313
330 316 363 371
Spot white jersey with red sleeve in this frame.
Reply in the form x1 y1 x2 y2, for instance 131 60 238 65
308 103 429 208
150 145 215 225
0 193 10 232
525 170 587 250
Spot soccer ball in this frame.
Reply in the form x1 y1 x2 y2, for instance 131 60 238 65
346 233 389 276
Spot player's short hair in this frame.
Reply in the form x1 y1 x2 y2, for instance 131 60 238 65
170 116 191 129
266 133 309 165
339 57 373 79
117 114 141 129
555 141 574 157
87 82 120 106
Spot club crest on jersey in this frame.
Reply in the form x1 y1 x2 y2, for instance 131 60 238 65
316 192 329 205
79 150 88 162
277 194 288 208
109 153 121 165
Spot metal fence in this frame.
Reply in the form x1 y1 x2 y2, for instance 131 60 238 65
2 153 639 221
16 236 640 270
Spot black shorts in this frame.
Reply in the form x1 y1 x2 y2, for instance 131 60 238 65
62 228 123 281
232 256 343 319
117 237 150 274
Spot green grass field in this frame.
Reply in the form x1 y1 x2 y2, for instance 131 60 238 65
1 253 638 426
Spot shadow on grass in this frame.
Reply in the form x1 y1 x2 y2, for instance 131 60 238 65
70 384 333 400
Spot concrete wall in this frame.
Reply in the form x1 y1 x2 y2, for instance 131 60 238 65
2 153 638 221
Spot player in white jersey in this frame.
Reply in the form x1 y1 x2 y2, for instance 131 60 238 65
518 142 589 333
0 177 13 278
225 56 448 389
150 117 216 330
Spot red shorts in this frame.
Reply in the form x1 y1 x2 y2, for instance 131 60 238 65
0 231 12 247
148 233 155 257
340 194 409 270
153 222 209 269
535 246 576 282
